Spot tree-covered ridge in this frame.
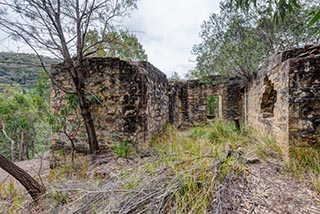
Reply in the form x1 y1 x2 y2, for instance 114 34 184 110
0 52 58 89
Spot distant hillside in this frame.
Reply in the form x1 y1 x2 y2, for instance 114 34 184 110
0 52 59 89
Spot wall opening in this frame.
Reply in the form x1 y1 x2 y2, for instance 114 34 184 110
260 77 277 118
206 95 220 119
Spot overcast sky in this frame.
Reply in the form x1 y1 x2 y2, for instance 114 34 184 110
0 0 221 78
123 0 221 77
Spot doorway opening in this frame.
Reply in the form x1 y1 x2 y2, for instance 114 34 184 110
260 77 277 118
206 95 220 119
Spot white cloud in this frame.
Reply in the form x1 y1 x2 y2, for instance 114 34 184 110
0 0 221 78
123 0 221 78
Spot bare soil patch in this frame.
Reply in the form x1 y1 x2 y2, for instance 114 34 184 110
211 161 320 214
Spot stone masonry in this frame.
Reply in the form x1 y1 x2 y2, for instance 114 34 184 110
245 45 320 156
168 78 243 127
50 57 242 152
51 58 168 152
51 45 319 158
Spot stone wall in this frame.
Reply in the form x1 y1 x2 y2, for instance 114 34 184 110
168 78 242 126
288 50 320 147
50 58 168 152
50 58 243 153
50 46 320 156
222 78 244 122
245 45 320 156
141 62 169 147
245 53 290 153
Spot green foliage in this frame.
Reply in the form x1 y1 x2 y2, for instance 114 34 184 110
230 0 320 26
85 30 148 61
48 157 88 181
191 1 320 82
0 70 51 159
66 94 79 109
230 0 301 23
123 176 140 190
114 139 131 159
286 146 320 193
309 8 320 26
0 179 23 214
288 146 320 175
206 95 219 116
52 191 69 206
189 127 207 138
206 120 240 145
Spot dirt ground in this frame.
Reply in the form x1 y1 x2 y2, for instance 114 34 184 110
1 152 320 213
211 161 320 214
0 152 51 193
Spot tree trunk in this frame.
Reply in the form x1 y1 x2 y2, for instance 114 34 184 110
71 63 100 154
18 140 22 161
0 153 45 201
78 94 100 153
68 61 100 154
18 131 24 161
1 122 15 162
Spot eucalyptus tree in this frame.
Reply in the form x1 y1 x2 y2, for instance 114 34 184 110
191 1 320 82
0 86 37 161
0 152 44 201
0 0 137 154
229 0 320 25
86 29 148 61
0 0 137 201
0 79 49 201
191 3 272 82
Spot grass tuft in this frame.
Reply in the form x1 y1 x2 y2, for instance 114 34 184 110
288 147 320 174
0 179 23 213
286 146 320 192
114 139 131 159
147 119 282 212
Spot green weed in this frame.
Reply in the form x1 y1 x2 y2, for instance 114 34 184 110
289 146 320 173
0 179 23 213
123 177 140 190
52 191 69 206
114 139 131 159
189 127 207 138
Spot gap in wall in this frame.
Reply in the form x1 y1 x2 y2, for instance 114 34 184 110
260 77 277 118
206 95 220 120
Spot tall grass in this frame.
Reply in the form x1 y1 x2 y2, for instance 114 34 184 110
287 146 320 192
149 119 283 212
18 120 285 213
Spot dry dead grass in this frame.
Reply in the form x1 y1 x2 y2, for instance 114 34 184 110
1 120 320 214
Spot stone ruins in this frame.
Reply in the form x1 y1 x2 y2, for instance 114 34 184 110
246 45 320 156
50 45 320 158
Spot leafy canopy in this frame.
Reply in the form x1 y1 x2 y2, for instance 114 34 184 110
190 0 320 82
230 0 320 25
0 71 51 160
85 29 148 61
